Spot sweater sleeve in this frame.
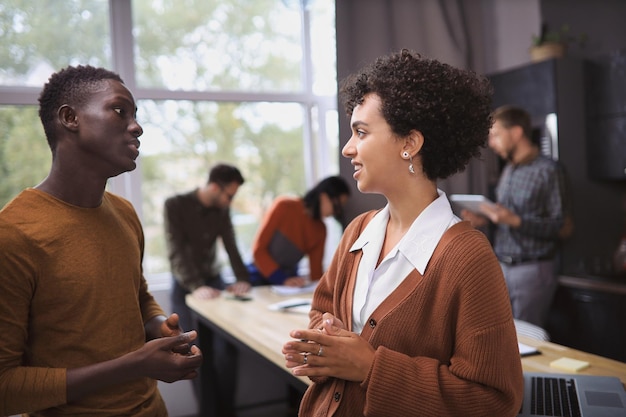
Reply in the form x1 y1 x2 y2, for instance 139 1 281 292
219 209 250 282
306 212 372 385
252 198 288 278
132 212 166 323
164 196 203 291
0 221 67 415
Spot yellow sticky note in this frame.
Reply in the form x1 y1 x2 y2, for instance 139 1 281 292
550 357 590 372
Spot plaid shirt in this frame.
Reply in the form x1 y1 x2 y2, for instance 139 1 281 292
494 154 569 260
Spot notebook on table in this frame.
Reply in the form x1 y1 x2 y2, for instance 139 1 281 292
518 372 626 417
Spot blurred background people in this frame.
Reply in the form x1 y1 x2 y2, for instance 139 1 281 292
164 163 250 417
248 175 350 287
165 163 250 328
462 105 572 328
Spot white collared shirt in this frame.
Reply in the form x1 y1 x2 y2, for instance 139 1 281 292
350 190 460 334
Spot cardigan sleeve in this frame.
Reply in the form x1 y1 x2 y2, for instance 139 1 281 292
305 227 326 281
164 196 204 291
219 208 250 282
306 211 374 385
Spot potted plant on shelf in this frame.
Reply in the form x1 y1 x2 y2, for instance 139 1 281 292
530 23 587 62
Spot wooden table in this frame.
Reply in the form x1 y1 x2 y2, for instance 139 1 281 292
518 334 626 385
187 287 313 417
187 286 626 415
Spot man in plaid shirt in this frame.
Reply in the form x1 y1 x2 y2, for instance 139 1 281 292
463 105 572 328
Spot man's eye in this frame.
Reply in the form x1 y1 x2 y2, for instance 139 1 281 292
113 108 124 115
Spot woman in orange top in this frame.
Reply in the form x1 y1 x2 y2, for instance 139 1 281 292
248 176 350 287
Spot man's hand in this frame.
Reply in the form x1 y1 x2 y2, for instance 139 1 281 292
135 331 203 383
226 281 251 296
192 285 221 300
66 330 203 402
160 312 181 337
159 313 193 354
460 209 488 228
479 203 521 228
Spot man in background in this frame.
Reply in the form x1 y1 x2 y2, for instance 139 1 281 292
164 163 250 417
462 105 572 328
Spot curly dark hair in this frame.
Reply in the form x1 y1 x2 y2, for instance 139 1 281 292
38 65 124 152
340 49 493 180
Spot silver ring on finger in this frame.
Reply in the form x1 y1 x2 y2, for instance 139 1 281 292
317 344 323 357
303 353 308 365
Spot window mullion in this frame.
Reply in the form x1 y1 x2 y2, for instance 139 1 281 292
107 0 142 218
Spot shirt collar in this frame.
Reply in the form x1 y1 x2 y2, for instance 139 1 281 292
349 190 459 274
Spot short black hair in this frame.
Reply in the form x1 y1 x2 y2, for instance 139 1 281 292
340 49 493 181
38 65 123 151
208 163 245 187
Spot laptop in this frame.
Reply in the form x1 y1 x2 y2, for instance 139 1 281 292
518 372 626 417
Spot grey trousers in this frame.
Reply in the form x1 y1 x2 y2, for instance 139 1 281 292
499 259 557 328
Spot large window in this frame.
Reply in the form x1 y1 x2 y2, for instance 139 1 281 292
0 0 339 284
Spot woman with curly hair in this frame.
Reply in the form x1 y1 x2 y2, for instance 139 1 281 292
282 49 524 416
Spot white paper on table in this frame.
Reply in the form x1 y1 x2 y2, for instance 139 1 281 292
267 298 312 314
518 342 540 357
270 281 318 296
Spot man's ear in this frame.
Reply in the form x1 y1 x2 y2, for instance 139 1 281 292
403 129 425 156
511 125 525 143
58 105 78 131
208 182 221 193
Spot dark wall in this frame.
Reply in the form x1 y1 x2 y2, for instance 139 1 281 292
335 0 626 255
540 0 626 60
539 0 626 272
335 1 492 222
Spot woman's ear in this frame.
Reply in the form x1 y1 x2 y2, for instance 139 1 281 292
403 129 424 157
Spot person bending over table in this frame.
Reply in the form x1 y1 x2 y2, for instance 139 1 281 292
282 49 524 417
248 176 350 287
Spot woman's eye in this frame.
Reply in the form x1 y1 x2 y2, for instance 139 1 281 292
356 130 366 138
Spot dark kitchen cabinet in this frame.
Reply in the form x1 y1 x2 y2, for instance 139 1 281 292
547 280 626 362
585 50 626 181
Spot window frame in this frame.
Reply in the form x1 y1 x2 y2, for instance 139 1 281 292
0 0 338 221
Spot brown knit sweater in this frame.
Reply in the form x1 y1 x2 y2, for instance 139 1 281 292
0 189 167 416
299 211 524 417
